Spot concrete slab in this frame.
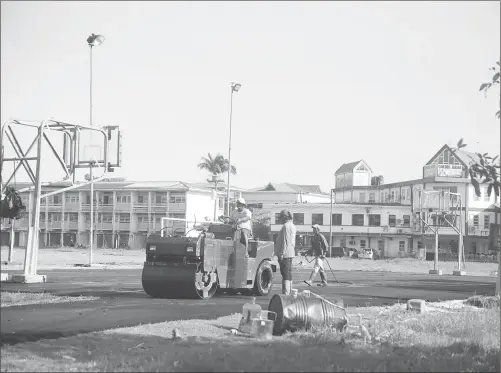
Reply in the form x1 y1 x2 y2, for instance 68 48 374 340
0 273 11 282
453 270 466 276
407 298 426 313
10 274 48 283
429 269 443 275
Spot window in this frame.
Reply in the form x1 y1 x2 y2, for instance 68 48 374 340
368 214 381 227
380 192 384 202
352 214 364 226
473 215 479 226
360 240 366 249
116 214 130 223
100 214 113 223
293 213 304 225
156 194 167 204
378 240 383 251
49 195 61 205
331 214 342 226
484 187 490 202
138 215 149 223
417 241 423 249
473 186 480 201
275 213 285 225
312 213 323 225
403 215 410 227
385 192 389 202
170 195 186 203
49 213 61 222
390 191 395 202
65 194 79 203
399 241 405 252
138 195 147 204
65 213 78 222
388 215 396 227
359 193 366 203
402 189 406 201
169 213 186 219
369 193 375 203
116 195 131 203
218 198 224 209
484 215 490 229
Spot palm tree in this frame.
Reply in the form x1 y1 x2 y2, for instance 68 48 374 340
198 153 237 220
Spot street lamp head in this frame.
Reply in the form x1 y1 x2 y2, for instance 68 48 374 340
231 82 242 92
87 33 105 47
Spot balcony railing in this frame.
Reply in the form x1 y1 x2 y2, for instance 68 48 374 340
133 203 149 211
47 221 62 229
468 226 490 236
136 222 150 231
62 221 79 230
65 202 80 211
169 202 186 212
151 203 167 212
115 202 131 211
98 203 114 211
270 224 412 235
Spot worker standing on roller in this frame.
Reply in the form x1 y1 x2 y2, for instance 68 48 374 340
231 197 253 258
304 224 328 287
275 209 296 295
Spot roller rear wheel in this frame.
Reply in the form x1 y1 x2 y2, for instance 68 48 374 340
253 261 274 296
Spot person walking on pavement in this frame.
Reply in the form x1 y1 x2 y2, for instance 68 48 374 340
275 209 296 295
304 224 328 287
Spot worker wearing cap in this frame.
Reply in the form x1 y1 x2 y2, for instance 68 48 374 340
275 209 296 295
231 197 253 258
304 224 328 287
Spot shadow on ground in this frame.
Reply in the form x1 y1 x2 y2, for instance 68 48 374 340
1 329 499 372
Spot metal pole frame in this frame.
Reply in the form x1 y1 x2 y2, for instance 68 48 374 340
0 118 113 276
226 86 234 217
329 189 333 257
417 190 464 272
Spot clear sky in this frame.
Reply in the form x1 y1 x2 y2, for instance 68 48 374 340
1 1 500 192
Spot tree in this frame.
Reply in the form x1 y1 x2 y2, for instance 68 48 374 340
197 153 237 220
479 60 500 119
0 185 25 219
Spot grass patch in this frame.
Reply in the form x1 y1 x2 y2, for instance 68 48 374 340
1 302 499 372
0 292 99 308
466 295 500 309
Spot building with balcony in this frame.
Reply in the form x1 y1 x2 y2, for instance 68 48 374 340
1 180 243 250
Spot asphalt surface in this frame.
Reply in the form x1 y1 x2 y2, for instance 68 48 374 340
0 267 496 346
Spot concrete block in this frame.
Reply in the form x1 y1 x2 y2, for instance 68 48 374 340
453 270 466 276
407 299 426 314
11 274 47 283
429 269 443 275
0 273 11 282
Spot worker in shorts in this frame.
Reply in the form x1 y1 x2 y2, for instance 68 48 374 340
275 209 296 295
231 197 252 258
304 224 328 287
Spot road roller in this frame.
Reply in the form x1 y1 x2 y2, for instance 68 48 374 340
141 217 277 300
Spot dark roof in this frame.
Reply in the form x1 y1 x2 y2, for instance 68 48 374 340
256 182 323 194
334 160 362 175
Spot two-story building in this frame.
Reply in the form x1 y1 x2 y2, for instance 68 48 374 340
1 180 243 250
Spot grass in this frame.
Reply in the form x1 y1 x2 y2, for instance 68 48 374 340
2 247 498 277
1 299 499 372
0 291 99 308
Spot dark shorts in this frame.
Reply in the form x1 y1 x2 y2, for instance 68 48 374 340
279 257 293 281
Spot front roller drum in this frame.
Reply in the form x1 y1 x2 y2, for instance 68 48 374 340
142 263 218 300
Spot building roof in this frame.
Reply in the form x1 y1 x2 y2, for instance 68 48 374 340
424 144 481 168
255 182 323 194
334 161 362 175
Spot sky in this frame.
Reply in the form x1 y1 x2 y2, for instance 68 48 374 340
1 1 500 193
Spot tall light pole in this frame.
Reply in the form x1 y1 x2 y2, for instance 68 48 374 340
87 33 105 266
226 82 241 217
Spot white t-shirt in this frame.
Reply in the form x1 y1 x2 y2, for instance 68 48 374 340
231 208 252 231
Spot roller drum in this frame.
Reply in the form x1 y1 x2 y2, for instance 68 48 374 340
268 293 347 335
141 262 218 299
